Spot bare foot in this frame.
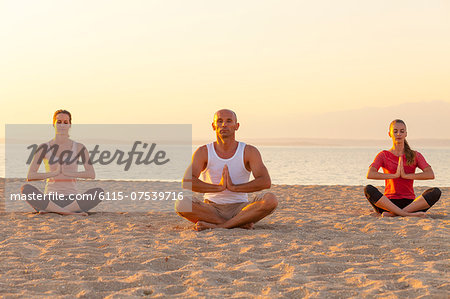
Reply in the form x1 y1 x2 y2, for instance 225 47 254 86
194 221 218 231
58 211 88 216
38 211 49 215
409 211 426 218
239 222 254 229
381 211 426 218
381 212 396 217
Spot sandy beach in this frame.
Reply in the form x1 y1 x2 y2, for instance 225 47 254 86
0 179 448 298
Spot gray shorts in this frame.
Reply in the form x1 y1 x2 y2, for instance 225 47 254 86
199 193 266 220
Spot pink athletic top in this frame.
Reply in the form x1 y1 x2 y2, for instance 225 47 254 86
370 150 430 199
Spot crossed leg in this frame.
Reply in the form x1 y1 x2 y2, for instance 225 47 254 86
364 185 441 217
21 184 50 212
176 198 228 225
176 192 278 231
21 184 103 216
384 187 442 216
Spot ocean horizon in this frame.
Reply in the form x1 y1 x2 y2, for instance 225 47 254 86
1 144 448 187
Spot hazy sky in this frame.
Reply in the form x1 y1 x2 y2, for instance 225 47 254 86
1 0 449 139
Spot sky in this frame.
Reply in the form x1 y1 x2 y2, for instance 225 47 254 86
1 0 449 140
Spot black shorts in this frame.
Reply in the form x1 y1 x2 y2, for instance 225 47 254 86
364 185 441 214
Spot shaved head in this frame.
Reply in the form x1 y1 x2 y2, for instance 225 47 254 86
214 109 237 122
211 109 239 139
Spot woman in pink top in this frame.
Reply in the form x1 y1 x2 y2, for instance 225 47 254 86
365 119 441 217
21 110 103 216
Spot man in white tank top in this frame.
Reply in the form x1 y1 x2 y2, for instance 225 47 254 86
176 109 277 231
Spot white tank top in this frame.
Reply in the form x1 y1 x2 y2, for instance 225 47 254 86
201 142 251 204
44 140 78 195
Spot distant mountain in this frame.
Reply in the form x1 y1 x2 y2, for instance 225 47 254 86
278 100 450 140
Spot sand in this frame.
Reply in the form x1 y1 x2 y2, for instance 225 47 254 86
0 179 448 298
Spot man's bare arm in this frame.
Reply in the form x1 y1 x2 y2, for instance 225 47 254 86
226 145 271 193
182 146 226 193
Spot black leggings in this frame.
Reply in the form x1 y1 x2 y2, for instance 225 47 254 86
21 184 103 213
364 185 441 214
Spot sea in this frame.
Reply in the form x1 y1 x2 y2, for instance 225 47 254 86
0 145 448 187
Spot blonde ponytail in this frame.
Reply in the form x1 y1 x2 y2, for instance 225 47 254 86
403 139 416 165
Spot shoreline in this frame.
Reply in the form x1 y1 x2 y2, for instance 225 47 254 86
0 177 446 187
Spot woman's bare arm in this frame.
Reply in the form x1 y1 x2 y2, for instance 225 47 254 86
401 166 435 180
27 143 60 181
62 145 95 179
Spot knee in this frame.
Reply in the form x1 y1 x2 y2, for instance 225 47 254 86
174 199 183 215
84 188 104 201
21 184 33 194
364 184 379 198
424 187 441 198
174 198 193 216
364 185 383 204
262 192 278 212
430 187 441 199
94 188 104 198
364 184 375 194
423 187 441 206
